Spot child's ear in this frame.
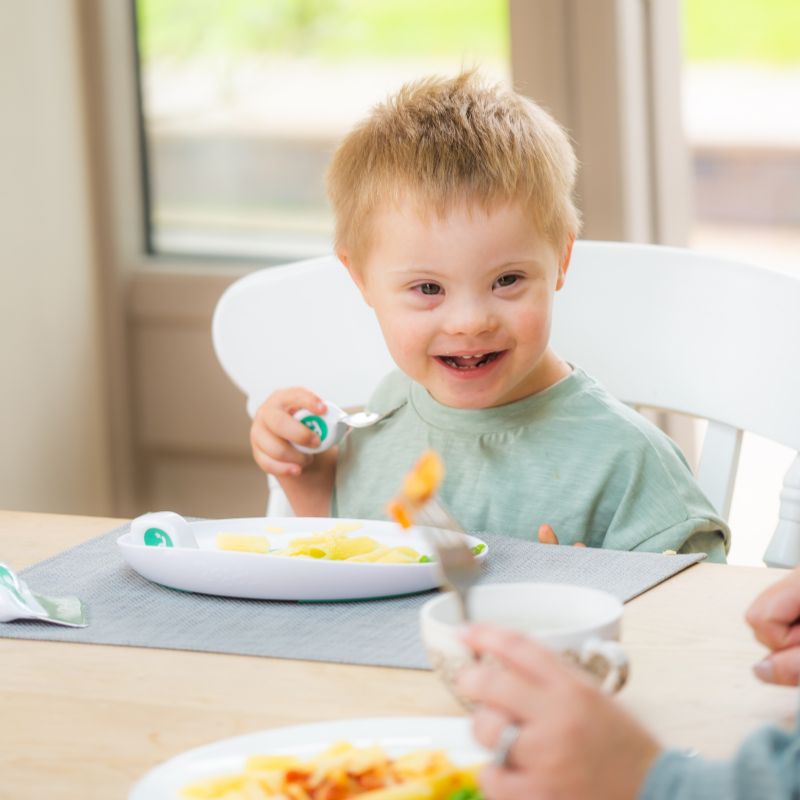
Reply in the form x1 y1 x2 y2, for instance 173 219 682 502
556 236 575 291
338 250 372 306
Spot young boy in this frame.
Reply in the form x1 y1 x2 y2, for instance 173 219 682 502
250 71 729 561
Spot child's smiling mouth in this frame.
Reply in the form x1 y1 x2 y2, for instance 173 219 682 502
435 351 506 371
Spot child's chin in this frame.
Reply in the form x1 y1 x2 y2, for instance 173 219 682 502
428 386 499 409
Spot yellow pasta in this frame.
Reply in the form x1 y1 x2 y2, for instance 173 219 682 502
216 533 269 554
215 524 429 564
181 742 482 800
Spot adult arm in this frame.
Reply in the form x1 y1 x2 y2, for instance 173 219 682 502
641 723 800 800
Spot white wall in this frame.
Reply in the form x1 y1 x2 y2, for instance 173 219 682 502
0 1 112 514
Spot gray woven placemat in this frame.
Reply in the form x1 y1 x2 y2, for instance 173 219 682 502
0 523 703 669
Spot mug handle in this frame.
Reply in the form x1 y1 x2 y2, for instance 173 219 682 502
579 637 629 693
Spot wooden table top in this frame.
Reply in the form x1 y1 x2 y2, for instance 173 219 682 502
1 510 796 799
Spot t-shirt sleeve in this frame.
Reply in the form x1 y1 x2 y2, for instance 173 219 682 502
631 518 729 563
639 721 800 799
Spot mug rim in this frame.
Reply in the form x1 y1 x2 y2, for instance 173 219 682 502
420 581 623 640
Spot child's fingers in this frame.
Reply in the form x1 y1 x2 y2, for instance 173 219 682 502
538 523 558 545
254 388 326 450
263 406 325 451
269 387 327 416
251 427 311 476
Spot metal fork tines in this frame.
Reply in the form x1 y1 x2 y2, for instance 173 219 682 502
416 498 480 621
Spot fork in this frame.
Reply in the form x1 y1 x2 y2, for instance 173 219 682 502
415 498 481 622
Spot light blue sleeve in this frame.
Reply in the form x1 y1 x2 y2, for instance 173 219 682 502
640 719 800 799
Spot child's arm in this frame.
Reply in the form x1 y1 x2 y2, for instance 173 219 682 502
250 388 336 517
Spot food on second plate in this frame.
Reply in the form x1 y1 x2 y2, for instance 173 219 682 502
181 741 484 799
216 533 270 554
278 524 426 564
215 523 430 564
387 450 445 529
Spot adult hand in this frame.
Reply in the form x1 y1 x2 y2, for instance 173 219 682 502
746 566 800 686
457 625 660 800
537 523 586 547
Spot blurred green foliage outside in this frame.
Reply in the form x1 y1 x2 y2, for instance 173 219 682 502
138 0 799 65
683 0 800 64
136 0 508 61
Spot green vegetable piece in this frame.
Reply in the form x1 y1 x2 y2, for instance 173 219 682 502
471 543 486 555
447 789 484 800
418 554 433 563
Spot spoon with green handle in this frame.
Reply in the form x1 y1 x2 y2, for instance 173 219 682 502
293 401 399 454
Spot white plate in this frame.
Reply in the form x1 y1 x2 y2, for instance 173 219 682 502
130 716 488 800
118 517 488 601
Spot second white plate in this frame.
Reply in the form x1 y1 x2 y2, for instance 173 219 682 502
130 716 489 800
117 517 488 601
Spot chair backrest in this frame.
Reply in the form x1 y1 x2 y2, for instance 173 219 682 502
212 255 394 418
212 241 800 566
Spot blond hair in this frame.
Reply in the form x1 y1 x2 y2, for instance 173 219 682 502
326 70 581 264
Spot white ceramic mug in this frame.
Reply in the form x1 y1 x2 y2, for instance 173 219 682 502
420 582 629 707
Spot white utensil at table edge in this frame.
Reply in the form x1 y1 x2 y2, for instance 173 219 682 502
0 562 87 627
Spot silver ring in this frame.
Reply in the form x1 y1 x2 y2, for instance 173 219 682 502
492 722 522 767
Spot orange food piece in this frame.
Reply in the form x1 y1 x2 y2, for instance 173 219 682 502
402 450 444 503
387 450 445 528
387 499 414 529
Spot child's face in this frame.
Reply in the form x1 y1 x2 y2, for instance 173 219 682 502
344 197 572 409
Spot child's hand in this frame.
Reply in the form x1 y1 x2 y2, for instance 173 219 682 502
537 524 587 548
250 388 327 477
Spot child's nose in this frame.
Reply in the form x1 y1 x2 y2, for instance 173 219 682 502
441 299 495 337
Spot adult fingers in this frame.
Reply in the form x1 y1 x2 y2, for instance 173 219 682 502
470 705 514 752
754 647 800 686
459 657 555 722
479 764 539 800
462 624 565 685
746 569 800 650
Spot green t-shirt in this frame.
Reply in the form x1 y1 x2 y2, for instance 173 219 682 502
333 367 729 562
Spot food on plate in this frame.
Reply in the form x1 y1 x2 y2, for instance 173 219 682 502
215 523 430 564
387 450 445 529
278 524 426 564
216 533 270 554
181 741 484 799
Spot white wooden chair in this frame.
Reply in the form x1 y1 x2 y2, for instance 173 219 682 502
212 241 800 567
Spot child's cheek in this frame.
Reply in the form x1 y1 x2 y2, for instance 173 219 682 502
379 315 426 372
516 307 551 345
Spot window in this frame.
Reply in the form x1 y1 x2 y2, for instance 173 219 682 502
683 0 800 275
134 0 510 261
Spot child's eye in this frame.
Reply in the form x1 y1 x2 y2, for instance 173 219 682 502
416 282 442 296
494 273 520 289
